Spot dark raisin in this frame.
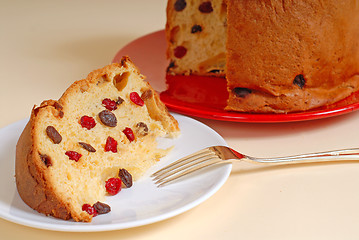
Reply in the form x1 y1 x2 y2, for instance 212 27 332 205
119 168 133 188
79 142 96 152
136 122 149 136
46 126 62 144
199 1 213 13
167 61 175 72
40 154 52 167
53 102 63 111
191 24 202 33
293 74 306 89
174 46 187 58
53 102 64 118
93 201 111 214
233 88 252 98
99 110 117 127
58 111 64 118
174 0 186 11
116 97 124 105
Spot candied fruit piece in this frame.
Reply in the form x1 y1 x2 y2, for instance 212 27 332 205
82 204 98 216
102 98 118 111
80 116 96 130
123 127 135 142
65 151 82 162
174 46 187 58
105 178 122 195
129 92 144 106
105 136 117 153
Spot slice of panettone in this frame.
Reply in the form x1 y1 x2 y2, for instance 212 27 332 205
15 56 180 222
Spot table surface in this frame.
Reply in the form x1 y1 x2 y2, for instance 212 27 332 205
1 1 359 239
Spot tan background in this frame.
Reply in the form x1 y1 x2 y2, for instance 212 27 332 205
1 1 359 239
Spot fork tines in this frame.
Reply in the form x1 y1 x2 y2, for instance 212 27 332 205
151 148 221 187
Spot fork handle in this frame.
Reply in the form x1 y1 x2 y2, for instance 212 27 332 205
243 148 359 164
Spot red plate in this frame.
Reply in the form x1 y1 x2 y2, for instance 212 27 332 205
113 30 359 123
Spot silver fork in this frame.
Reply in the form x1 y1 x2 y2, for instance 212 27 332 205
151 146 359 187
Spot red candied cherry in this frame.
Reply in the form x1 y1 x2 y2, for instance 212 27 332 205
102 98 117 111
105 136 118 153
105 177 122 195
82 204 98 217
129 92 144 106
123 127 135 142
80 116 96 130
174 46 187 58
65 151 82 162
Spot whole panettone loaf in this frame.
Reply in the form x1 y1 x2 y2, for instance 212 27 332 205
166 0 359 113
15 56 180 222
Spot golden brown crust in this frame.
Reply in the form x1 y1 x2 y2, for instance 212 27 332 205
141 88 180 137
15 110 74 221
226 0 359 113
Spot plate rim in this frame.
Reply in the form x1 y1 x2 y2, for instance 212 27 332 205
163 99 359 123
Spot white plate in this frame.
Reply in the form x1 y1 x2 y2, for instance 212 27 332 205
0 113 231 232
